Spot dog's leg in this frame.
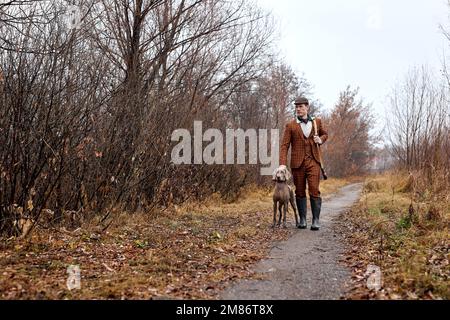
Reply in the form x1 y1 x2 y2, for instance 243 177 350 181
278 203 282 226
272 201 277 228
289 191 299 227
283 203 287 228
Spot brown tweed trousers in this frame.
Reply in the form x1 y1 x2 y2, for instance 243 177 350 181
279 118 328 198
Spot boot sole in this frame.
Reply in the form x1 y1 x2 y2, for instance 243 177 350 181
297 226 307 229
310 227 320 231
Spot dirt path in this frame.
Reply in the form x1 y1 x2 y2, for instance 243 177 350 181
220 183 363 300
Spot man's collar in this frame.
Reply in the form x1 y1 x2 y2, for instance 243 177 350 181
296 114 314 124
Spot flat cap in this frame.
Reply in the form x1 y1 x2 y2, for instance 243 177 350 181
294 97 309 105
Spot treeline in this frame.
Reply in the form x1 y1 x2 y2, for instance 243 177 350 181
0 0 314 236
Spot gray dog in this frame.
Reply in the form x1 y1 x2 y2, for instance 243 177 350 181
272 165 299 228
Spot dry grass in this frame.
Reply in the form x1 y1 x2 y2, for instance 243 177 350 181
341 171 449 300
320 176 362 197
0 177 353 300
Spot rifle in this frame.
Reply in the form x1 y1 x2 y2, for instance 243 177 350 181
312 118 328 180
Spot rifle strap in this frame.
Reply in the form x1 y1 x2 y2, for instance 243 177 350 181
313 118 318 136
313 119 324 168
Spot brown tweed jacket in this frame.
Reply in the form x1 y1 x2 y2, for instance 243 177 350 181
279 117 328 168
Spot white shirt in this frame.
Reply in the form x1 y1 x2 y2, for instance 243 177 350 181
296 117 312 138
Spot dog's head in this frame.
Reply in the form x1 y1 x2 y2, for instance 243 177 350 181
272 165 291 182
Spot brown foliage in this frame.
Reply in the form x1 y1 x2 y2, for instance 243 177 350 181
322 86 375 178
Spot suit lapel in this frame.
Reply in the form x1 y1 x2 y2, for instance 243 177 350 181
308 122 315 139
293 121 306 141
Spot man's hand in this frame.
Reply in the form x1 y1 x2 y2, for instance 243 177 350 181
313 136 322 145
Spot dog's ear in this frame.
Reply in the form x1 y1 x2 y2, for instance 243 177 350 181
285 168 292 181
272 168 278 181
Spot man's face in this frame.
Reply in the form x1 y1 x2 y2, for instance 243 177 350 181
295 104 309 118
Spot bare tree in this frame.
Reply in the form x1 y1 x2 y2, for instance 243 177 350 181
1 0 315 236
387 66 449 171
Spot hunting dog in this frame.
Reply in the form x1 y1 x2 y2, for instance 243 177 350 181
272 165 299 228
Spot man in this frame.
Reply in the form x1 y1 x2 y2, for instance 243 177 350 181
279 97 328 230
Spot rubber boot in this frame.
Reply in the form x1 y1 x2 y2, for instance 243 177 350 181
310 196 322 231
296 197 307 229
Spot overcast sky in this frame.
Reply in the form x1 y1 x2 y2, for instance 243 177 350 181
257 0 449 123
